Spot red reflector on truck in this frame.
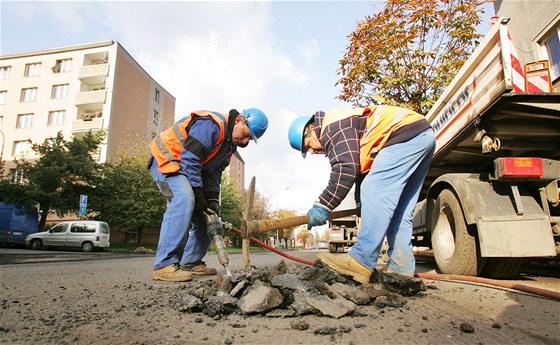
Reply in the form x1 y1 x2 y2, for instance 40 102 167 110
496 157 543 178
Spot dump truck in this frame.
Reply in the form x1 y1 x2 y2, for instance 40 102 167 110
411 17 559 279
327 216 359 253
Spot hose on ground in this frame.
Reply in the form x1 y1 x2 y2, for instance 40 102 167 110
229 226 315 266
228 226 560 300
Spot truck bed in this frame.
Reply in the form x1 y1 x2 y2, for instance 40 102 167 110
424 92 560 193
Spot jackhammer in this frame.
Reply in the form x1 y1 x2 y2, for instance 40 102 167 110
201 210 233 278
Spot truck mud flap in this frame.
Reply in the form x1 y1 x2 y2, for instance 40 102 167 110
477 217 556 257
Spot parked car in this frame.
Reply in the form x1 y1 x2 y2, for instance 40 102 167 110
25 220 110 252
317 240 329 250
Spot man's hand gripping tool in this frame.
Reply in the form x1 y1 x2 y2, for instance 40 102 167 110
202 209 233 278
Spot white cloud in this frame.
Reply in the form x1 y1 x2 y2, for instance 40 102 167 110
298 38 320 62
92 2 335 213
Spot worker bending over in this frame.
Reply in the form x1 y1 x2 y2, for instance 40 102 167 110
288 106 435 283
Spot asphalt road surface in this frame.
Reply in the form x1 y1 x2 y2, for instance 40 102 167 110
0 247 558 345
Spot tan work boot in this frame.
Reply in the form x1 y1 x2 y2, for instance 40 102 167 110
181 261 217 275
152 263 192 282
317 253 372 284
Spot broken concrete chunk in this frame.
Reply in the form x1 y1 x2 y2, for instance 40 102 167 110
271 274 313 292
238 285 283 314
213 275 232 293
329 283 371 305
289 292 317 316
378 272 426 296
229 279 250 298
305 294 355 319
373 293 406 309
173 294 203 313
203 291 238 316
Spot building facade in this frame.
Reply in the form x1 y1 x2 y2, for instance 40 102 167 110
0 41 176 177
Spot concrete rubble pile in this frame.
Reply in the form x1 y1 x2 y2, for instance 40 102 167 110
170 260 426 318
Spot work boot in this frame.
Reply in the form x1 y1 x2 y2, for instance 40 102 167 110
316 253 372 284
181 261 218 275
152 263 192 282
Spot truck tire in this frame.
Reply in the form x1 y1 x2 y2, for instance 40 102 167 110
481 258 524 279
329 243 336 253
431 189 485 276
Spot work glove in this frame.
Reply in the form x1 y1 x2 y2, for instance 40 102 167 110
205 191 221 216
307 202 331 230
193 187 207 213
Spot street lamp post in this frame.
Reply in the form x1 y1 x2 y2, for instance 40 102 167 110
273 187 290 248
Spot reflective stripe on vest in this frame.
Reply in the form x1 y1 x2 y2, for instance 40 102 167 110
320 106 425 173
149 111 226 174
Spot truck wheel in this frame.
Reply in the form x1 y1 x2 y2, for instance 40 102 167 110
481 258 524 279
329 244 336 253
30 239 42 250
431 189 485 276
81 242 94 252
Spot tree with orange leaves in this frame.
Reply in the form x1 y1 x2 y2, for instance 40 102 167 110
337 0 485 114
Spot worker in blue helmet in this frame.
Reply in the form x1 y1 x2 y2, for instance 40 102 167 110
288 106 435 284
148 108 268 282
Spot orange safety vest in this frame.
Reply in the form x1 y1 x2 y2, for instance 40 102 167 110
149 111 226 174
320 106 425 173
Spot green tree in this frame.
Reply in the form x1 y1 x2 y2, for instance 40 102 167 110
336 0 484 113
89 152 165 244
0 131 104 230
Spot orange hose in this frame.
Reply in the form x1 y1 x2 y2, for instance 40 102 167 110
228 226 559 300
229 226 315 265
415 272 560 300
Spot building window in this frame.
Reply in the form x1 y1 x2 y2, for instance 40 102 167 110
20 87 38 102
1 66 11 79
544 29 560 81
154 88 160 103
51 84 68 99
53 59 72 73
0 91 6 105
48 110 65 126
152 110 159 126
12 140 32 157
24 63 41 77
16 114 33 128
9 169 25 184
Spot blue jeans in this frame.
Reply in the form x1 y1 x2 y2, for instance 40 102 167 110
149 159 211 270
349 129 436 274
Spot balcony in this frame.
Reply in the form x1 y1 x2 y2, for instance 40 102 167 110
72 117 104 132
78 63 109 83
75 90 106 105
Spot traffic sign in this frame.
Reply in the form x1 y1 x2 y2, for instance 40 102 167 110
79 195 88 215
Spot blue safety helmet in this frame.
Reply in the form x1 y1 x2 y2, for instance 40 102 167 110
288 115 314 158
243 108 268 143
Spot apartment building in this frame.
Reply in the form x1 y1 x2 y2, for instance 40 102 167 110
0 41 176 177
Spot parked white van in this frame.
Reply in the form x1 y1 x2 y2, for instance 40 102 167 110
25 220 110 252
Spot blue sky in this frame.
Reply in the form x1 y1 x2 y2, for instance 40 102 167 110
1 1 495 214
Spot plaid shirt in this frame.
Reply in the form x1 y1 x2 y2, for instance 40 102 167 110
313 110 367 210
